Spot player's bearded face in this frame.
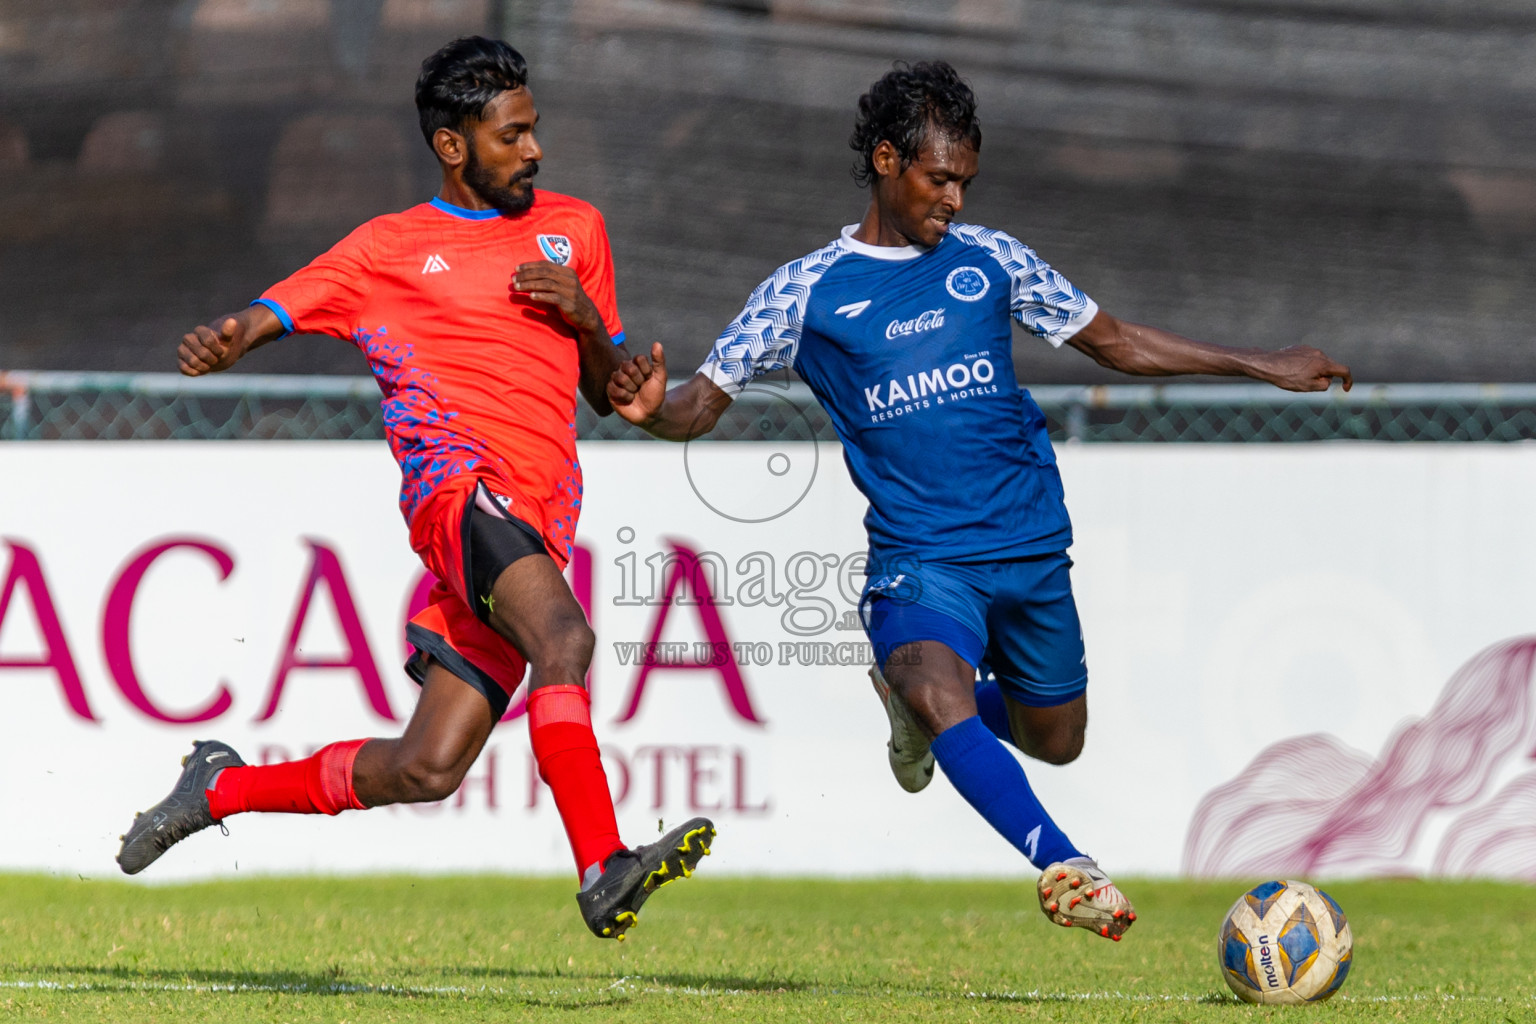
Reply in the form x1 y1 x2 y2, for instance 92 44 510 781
464 135 539 215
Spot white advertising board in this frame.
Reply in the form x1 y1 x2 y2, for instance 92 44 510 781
1 441 1535 881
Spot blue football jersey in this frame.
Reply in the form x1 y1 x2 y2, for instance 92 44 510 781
700 224 1098 566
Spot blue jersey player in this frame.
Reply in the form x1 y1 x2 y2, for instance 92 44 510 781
608 62 1351 940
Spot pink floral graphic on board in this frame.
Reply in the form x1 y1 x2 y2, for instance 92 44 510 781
1184 637 1536 880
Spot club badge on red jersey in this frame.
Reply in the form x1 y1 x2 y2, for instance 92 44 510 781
538 234 572 265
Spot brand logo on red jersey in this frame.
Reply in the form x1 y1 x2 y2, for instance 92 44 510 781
537 234 572 265
421 254 451 274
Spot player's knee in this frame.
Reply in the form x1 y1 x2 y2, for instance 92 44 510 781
889 672 968 738
393 752 466 803
1008 694 1087 765
1026 726 1084 766
523 616 595 677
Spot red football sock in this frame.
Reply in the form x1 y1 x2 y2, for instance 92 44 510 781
528 684 623 877
207 739 369 820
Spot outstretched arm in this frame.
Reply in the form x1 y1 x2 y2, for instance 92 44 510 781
1066 310 1352 392
606 342 734 441
514 259 625 415
177 304 286 376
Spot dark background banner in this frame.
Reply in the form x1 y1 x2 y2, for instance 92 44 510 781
0 0 1531 383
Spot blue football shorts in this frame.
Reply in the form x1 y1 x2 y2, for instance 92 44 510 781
860 550 1087 709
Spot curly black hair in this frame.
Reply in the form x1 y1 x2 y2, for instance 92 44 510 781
849 61 981 188
415 36 529 147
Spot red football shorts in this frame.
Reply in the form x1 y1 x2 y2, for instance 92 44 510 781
404 474 552 718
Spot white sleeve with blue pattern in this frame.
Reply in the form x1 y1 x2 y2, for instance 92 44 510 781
948 224 1099 347
701 241 846 396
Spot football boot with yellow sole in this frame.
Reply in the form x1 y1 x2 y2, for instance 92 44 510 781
576 817 716 940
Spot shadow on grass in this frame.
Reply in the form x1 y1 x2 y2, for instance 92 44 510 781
456 964 811 993
9 963 532 997
8 963 812 1000
967 988 1239 1006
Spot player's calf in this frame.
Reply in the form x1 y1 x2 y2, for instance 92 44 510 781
393 763 465 803
363 741 475 805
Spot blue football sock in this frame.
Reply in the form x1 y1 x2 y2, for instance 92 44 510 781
974 677 1013 746
930 715 1082 869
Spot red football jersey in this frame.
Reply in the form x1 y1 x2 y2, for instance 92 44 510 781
258 191 624 566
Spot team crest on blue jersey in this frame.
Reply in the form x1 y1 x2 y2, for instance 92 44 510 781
537 234 572 265
945 266 989 301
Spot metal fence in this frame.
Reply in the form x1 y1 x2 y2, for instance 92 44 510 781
3 371 1536 443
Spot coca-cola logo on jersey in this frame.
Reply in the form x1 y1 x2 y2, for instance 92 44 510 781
884 307 945 340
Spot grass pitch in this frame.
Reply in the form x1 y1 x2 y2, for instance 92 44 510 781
1 874 1532 1022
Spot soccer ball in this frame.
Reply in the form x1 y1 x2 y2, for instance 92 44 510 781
1218 880 1353 1005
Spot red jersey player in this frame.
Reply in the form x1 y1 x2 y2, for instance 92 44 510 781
115 37 714 941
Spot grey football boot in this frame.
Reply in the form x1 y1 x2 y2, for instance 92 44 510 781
117 740 244 875
869 665 935 793
576 817 715 940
